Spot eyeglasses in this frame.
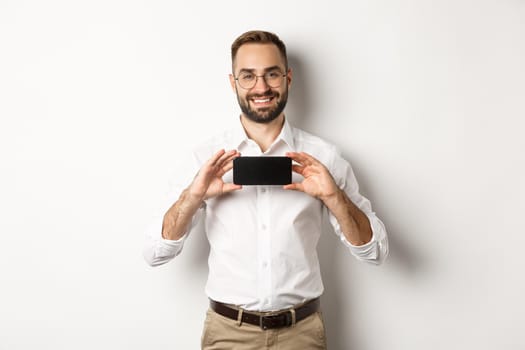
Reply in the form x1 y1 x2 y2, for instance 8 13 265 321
234 70 287 90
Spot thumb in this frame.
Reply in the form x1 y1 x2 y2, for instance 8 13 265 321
283 183 303 192
222 183 243 193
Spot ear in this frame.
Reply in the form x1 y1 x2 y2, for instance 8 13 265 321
229 74 237 92
286 68 293 88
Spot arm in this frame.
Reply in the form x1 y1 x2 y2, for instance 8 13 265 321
284 151 388 264
321 188 372 246
143 149 241 266
162 149 241 240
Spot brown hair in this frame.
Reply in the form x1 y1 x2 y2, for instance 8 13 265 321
231 30 288 71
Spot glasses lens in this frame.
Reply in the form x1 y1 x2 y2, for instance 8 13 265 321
264 71 284 88
238 72 255 89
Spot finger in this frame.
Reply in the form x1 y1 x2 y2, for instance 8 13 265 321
218 153 240 175
285 152 302 163
209 149 226 166
222 183 242 193
292 164 305 175
223 160 235 172
298 152 321 165
225 150 241 163
217 159 235 177
293 164 323 178
214 149 234 166
216 150 240 168
283 183 304 192
286 152 314 166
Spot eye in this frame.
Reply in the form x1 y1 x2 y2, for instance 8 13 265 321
240 73 255 81
266 71 281 79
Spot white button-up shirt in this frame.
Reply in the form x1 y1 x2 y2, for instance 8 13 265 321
143 119 388 311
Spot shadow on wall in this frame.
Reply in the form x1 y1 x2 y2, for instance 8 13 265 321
349 160 427 277
286 53 315 131
288 50 427 349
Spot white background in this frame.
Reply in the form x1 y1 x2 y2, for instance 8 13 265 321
1 1 524 349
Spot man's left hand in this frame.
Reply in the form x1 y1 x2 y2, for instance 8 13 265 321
283 152 340 202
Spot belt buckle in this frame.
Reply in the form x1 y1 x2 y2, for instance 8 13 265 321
259 311 292 330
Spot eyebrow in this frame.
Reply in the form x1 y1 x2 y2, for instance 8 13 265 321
237 66 283 74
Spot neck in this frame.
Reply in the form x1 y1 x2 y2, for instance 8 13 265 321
240 114 285 153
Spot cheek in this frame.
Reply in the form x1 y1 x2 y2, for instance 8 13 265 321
237 93 250 106
239 92 249 102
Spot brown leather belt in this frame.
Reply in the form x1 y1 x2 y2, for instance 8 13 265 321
209 298 320 330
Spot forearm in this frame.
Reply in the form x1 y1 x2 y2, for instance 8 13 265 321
322 189 373 246
162 187 204 241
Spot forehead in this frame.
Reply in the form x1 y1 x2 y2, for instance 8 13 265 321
233 43 285 73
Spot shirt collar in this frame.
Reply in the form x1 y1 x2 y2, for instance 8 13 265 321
278 118 295 150
227 116 296 151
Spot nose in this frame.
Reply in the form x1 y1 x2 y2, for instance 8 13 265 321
252 75 271 91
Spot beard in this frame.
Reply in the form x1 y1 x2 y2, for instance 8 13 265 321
236 88 288 124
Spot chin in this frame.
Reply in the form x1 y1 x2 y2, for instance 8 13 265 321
246 114 279 124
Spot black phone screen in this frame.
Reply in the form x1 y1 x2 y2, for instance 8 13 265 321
233 156 292 185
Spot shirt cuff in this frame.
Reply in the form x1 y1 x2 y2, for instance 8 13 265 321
149 216 188 258
341 234 379 260
330 211 381 261
161 233 187 245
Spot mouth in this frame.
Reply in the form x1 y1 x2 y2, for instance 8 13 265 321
250 95 275 108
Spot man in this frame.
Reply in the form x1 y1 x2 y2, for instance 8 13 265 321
144 30 388 349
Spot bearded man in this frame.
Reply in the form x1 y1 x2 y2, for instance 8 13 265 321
144 30 388 350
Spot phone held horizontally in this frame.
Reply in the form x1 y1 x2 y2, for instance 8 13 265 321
233 156 292 185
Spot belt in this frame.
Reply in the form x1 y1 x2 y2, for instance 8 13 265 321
209 298 320 330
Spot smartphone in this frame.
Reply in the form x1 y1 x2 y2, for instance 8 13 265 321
233 156 292 185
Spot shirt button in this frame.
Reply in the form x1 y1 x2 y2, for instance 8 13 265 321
261 224 267 230
262 261 268 268
261 188 266 193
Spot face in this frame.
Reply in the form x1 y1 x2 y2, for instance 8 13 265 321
230 43 292 124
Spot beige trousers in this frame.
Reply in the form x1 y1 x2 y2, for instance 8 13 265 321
201 308 327 350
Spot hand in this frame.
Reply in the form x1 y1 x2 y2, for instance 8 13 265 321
189 149 242 201
283 152 340 201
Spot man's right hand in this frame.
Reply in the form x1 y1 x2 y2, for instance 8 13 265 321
188 149 242 201
162 149 241 240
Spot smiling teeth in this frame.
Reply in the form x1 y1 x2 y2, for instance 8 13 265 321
254 98 271 103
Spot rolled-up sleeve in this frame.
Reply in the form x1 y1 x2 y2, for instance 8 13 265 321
143 206 204 267
327 150 389 265
329 209 388 265
142 153 204 267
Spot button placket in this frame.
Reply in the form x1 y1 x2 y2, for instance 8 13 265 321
256 185 272 309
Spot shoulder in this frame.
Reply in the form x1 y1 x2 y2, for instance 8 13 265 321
290 125 353 186
291 126 340 161
191 127 239 165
